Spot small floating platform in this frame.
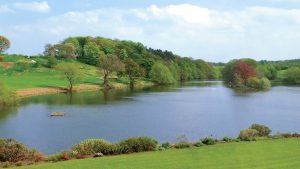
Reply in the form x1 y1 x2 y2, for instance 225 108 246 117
50 112 65 116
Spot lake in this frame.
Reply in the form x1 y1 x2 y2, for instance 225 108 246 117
0 81 299 154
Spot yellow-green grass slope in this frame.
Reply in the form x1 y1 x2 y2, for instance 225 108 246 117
15 138 300 169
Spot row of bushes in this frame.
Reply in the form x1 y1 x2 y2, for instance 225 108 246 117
1 124 299 168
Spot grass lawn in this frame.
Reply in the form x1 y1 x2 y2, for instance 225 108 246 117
0 67 101 90
15 138 300 169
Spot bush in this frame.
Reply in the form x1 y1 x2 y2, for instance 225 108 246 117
46 153 61 162
154 146 166 151
174 142 192 149
118 137 158 153
73 139 117 155
0 56 4 62
201 138 216 145
222 137 240 142
45 56 58 68
194 141 205 147
161 142 171 149
246 77 261 88
239 129 258 141
12 62 31 72
260 77 271 89
28 149 45 162
0 139 30 163
249 124 272 137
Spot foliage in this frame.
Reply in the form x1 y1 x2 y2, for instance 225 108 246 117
124 59 144 87
98 53 124 89
0 139 30 163
45 56 58 68
201 138 216 145
118 137 158 153
44 43 76 59
249 124 272 137
239 129 258 141
0 80 18 106
82 42 101 65
282 67 300 84
0 36 10 54
246 77 271 89
150 62 176 84
222 137 240 142
56 62 83 91
0 56 4 62
174 135 191 149
194 141 205 147
73 139 117 155
161 142 172 149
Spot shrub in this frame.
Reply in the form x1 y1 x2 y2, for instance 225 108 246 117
239 129 258 141
15 161 22 166
201 138 216 145
2 161 10 168
246 77 261 89
249 124 272 137
0 56 4 62
154 146 166 151
0 139 30 163
46 153 61 162
73 139 117 155
45 56 58 68
161 142 172 149
222 137 240 142
174 142 192 149
194 141 205 147
12 62 31 72
60 152 71 161
118 137 158 153
28 149 45 162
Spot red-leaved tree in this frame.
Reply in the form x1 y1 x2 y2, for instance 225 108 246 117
233 61 256 80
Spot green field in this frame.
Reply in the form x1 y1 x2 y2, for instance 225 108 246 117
0 67 101 90
14 139 300 169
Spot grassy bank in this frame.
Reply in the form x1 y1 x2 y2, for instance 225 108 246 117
13 138 300 169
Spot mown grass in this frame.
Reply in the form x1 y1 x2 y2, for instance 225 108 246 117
14 138 300 169
0 66 101 90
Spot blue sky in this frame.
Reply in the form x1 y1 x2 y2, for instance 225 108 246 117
1 0 300 62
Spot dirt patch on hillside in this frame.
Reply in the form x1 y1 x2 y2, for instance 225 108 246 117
0 62 15 68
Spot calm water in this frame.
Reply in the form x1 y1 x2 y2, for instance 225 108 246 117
0 81 300 154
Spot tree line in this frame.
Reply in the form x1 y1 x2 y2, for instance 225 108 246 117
44 36 219 89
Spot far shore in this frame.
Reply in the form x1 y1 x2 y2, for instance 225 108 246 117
16 81 155 98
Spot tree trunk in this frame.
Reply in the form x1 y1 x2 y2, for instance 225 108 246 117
103 73 111 89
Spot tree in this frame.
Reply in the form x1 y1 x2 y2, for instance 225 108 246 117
44 43 76 59
0 36 10 54
56 62 83 92
83 42 101 65
124 59 145 88
233 61 256 81
283 67 300 84
150 63 176 84
98 52 124 89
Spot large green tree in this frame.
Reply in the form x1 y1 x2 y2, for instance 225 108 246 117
150 63 176 84
56 62 83 92
98 52 124 89
124 59 145 88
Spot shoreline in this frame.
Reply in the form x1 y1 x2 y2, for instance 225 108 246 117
16 81 155 98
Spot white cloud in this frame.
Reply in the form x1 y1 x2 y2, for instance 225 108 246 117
7 4 300 61
13 1 50 13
